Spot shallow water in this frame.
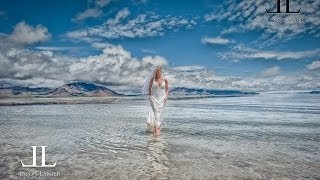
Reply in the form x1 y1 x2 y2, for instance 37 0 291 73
0 92 320 179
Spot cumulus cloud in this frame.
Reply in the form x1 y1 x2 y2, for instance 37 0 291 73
221 45 320 61
67 11 197 42
142 55 167 66
201 36 232 45
0 36 169 90
205 0 320 46
9 21 51 45
307 61 320 70
1 43 319 91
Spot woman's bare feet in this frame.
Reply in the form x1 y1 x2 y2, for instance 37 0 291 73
154 127 161 136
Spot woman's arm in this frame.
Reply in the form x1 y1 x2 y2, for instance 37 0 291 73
148 78 153 97
164 78 169 102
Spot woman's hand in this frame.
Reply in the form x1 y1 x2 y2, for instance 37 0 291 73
163 96 168 103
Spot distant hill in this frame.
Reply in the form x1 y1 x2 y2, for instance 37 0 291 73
0 82 120 98
310 90 320 94
0 83 260 98
49 82 120 97
169 87 258 96
0 86 51 97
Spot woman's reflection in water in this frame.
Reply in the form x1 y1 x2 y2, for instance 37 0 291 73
146 133 169 179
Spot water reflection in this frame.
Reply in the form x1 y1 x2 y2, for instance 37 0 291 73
146 134 169 179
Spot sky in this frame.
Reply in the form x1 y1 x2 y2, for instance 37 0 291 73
0 0 319 93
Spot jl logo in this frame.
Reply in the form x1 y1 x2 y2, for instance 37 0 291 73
266 0 301 13
21 146 57 167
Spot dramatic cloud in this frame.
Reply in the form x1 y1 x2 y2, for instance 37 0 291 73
0 47 75 87
201 37 232 45
1 42 319 91
205 0 320 46
0 38 169 91
221 45 320 61
9 21 51 45
67 10 197 42
307 61 320 70
1 23 319 92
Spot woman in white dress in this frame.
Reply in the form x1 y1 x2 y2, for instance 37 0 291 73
145 66 169 136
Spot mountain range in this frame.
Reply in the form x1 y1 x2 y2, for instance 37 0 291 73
0 81 262 98
0 82 120 98
169 87 258 96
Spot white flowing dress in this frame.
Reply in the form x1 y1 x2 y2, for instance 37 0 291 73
146 79 167 132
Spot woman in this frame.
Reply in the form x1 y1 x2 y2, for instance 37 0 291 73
145 66 169 136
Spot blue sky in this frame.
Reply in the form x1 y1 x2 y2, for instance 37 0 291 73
0 0 319 92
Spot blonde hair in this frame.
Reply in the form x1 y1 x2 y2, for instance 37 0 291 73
152 66 162 81
141 66 163 95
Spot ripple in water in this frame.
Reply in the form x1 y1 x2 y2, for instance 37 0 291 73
0 92 320 179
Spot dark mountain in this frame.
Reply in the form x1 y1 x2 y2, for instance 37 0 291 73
169 87 258 96
310 90 320 94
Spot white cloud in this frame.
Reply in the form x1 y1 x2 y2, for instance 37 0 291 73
101 43 132 58
9 21 51 45
1 43 319 91
72 0 112 21
221 45 320 61
205 0 320 46
35 46 80 51
0 42 167 90
201 36 232 45
67 12 197 41
74 8 103 21
0 78 65 88
95 0 111 7
260 66 281 77
141 56 167 66
1 30 319 91
107 8 130 25
91 42 111 49
172 65 206 71
307 61 320 70
141 48 156 54
204 12 231 22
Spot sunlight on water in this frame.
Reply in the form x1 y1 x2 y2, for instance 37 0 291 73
0 92 319 179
